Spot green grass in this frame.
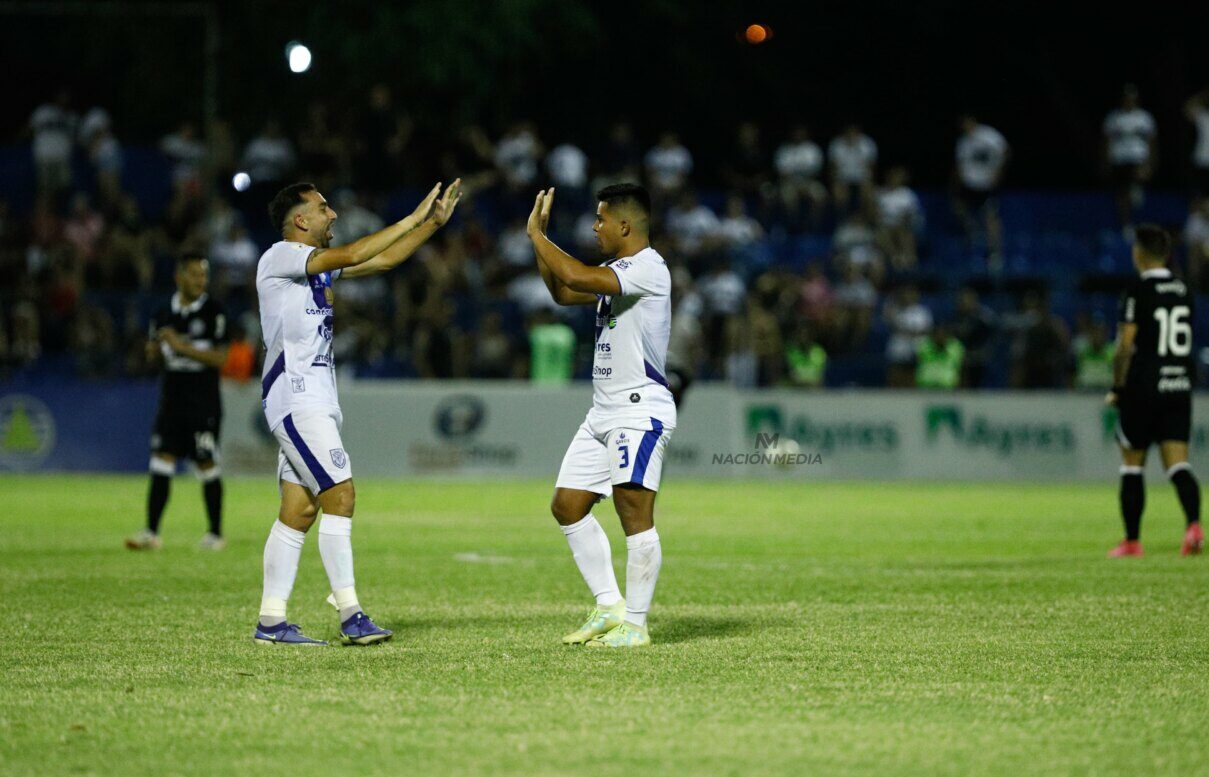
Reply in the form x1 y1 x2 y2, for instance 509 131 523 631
3 475 1209 776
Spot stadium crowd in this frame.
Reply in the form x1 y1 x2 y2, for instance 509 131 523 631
5 83 1209 389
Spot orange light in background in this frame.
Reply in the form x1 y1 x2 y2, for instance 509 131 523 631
745 24 769 44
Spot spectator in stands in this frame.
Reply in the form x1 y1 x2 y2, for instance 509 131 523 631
774 125 827 231
70 303 117 378
799 263 836 341
832 264 877 351
748 275 785 386
876 166 924 271
1186 89 1209 195
1184 197 1209 291
883 285 932 388
724 317 758 388
9 300 43 367
329 190 385 247
665 190 722 265
63 194 104 262
29 90 77 200
358 84 413 191
498 217 535 271
1072 314 1114 390
495 121 543 191
953 115 1009 260
1009 291 1070 388
209 222 259 296
645 132 693 198
161 121 207 192
298 104 348 185
666 267 705 395
527 309 577 385
785 323 827 388
718 194 764 249
474 310 521 379
699 258 747 375
725 122 770 201
413 299 468 378
915 325 964 390
1103 84 1157 232
601 121 640 179
241 119 296 189
220 320 256 382
828 123 877 216
833 211 885 286
952 286 996 388
546 140 590 207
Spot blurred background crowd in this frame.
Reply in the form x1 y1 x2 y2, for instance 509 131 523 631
3 3 1209 392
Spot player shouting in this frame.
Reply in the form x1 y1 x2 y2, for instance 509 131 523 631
253 179 461 645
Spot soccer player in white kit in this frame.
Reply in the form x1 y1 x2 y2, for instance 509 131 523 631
526 184 676 647
252 179 462 646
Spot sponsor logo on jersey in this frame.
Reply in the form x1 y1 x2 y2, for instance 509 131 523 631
189 318 206 336
593 366 613 379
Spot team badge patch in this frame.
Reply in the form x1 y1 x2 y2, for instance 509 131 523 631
330 449 347 469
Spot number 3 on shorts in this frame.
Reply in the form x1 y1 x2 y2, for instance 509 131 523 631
618 444 630 469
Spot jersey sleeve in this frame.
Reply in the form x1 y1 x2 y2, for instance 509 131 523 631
1118 280 1140 324
260 242 314 279
609 255 669 298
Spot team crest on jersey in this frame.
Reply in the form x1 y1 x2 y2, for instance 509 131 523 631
330 448 347 469
324 286 335 306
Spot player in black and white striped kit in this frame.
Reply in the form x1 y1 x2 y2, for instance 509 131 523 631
1106 225 1202 557
126 254 230 551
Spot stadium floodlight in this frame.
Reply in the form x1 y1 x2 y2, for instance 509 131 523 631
232 172 251 192
286 41 312 74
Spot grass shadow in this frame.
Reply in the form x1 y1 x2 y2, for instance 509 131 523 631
655 614 757 644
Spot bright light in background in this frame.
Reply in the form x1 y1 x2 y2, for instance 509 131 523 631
286 41 312 74
232 172 251 192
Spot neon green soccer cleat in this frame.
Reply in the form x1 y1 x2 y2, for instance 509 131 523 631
585 621 650 648
562 600 625 645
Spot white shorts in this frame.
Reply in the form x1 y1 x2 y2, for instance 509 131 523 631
273 409 352 495
555 416 674 496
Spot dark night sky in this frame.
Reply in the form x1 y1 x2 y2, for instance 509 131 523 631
4 0 1208 188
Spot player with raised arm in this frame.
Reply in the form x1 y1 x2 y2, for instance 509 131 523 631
1106 224 1202 558
527 184 676 648
253 179 462 645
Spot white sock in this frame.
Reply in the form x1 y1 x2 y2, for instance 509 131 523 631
318 515 360 620
624 527 662 627
260 520 306 626
561 514 622 607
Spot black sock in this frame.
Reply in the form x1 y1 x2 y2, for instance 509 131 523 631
203 479 223 536
147 474 170 534
1170 468 1201 527
1120 472 1145 541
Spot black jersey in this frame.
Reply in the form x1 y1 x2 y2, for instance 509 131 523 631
1118 268 1195 396
151 293 228 412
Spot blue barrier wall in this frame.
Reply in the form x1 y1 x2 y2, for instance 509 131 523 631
0 379 159 472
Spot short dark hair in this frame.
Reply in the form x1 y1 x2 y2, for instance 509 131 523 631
596 183 651 220
1135 224 1171 261
268 182 316 233
177 251 207 268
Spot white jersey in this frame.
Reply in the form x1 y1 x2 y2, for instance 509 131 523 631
256 240 342 430
589 247 677 430
1103 108 1155 166
956 124 1009 191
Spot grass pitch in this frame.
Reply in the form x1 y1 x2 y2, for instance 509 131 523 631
2 475 1209 776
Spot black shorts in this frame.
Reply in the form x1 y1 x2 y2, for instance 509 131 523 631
151 404 222 463
1115 392 1191 450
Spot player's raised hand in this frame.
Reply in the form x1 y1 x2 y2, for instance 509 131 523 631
405 182 443 228
432 178 463 228
527 188 555 237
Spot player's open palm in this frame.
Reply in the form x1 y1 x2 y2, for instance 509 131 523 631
432 178 463 227
527 188 555 236
408 182 443 226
